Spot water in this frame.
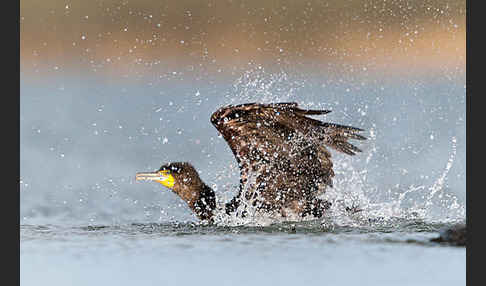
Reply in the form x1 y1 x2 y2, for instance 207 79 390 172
20 69 465 285
20 219 465 286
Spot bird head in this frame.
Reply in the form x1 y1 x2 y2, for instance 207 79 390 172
136 162 204 203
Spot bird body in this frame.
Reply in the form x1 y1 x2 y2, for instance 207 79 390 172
136 102 366 223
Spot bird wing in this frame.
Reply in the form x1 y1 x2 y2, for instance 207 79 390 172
210 102 366 210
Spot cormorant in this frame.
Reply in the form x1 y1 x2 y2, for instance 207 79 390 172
136 102 366 222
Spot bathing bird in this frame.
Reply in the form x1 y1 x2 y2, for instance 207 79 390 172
136 102 366 223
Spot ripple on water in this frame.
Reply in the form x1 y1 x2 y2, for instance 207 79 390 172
20 216 465 248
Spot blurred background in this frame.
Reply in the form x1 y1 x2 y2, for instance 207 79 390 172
20 0 466 225
21 0 465 77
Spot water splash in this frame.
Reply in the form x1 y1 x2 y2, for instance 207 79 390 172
329 135 465 227
207 70 465 228
225 67 305 105
426 137 458 206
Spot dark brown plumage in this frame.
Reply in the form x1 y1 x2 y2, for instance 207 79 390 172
157 162 216 221
137 102 366 223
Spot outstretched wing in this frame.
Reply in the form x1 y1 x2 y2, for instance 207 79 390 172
210 102 366 212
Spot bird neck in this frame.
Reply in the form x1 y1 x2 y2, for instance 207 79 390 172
190 183 216 222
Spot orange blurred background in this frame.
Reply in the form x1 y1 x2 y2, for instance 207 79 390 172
20 0 465 79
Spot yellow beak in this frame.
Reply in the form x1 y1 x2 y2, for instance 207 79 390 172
136 171 175 188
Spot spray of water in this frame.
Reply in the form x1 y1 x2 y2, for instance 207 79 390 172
207 68 465 227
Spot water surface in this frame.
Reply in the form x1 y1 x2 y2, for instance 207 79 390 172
21 218 465 286
20 70 465 285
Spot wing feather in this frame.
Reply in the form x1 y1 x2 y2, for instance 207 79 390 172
210 102 366 213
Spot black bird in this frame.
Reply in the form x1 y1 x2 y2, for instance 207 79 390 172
136 102 366 223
